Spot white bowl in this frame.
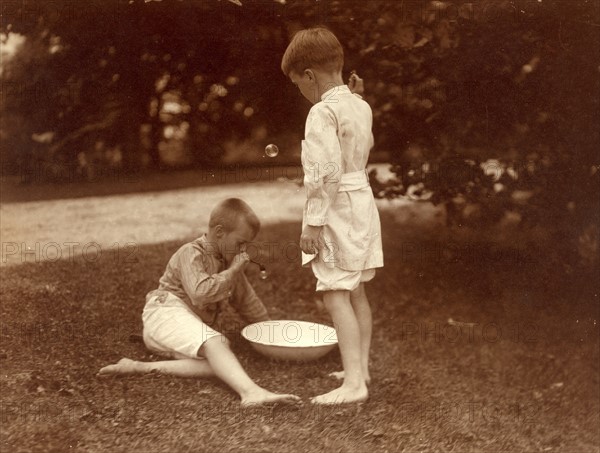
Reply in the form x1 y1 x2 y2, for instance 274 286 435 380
241 320 338 361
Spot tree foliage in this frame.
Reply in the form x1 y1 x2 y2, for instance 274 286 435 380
1 0 300 173
1 0 598 262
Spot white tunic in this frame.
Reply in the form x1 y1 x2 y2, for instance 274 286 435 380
301 85 384 272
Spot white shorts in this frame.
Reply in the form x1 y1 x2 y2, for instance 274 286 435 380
142 292 224 359
311 259 376 292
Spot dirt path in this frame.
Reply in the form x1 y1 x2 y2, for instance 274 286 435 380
1 178 442 267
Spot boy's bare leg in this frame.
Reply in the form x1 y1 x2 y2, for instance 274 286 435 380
311 290 368 405
200 336 300 407
99 338 300 407
329 283 372 384
98 357 214 378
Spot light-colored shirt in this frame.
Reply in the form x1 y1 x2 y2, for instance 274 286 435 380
302 85 375 226
301 85 384 271
146 235 269 325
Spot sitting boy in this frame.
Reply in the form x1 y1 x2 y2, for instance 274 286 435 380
99 198 300 407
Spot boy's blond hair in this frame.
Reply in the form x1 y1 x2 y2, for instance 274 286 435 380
209 198 260 235
281 27 344 76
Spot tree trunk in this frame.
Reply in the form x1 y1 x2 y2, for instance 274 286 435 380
148 116 163 170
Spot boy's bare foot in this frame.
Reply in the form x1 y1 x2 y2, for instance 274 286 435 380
328 370 371 385
97 358 145 376
240 389 301 407
310 384 368 405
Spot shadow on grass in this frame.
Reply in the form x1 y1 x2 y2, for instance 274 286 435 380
1 215 598 453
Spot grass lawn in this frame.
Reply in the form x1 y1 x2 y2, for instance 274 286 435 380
1 208 599 452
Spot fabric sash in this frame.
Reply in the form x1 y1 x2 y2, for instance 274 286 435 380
337 169 370 192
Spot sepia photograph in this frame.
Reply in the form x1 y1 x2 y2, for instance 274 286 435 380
1 0 598 451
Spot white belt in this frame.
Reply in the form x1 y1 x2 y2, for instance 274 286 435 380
338 170 370 192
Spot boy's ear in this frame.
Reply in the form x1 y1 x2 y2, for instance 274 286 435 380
214 225 225 238
304 69 315 82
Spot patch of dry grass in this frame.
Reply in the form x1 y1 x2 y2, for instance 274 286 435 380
1 214 598 453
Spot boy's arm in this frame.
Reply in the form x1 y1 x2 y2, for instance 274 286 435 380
229 272 269 324
178 245 237 308
302 105 343 226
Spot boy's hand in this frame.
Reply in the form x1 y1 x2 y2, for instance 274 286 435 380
300 225 323 255
229 252 250 272
348 71 364 95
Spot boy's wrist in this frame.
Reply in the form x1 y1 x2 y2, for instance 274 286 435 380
305 224 322 230
303 224 323 238
228 263 244 274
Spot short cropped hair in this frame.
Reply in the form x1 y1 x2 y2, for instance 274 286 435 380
209 198 260 235
281 27 344 76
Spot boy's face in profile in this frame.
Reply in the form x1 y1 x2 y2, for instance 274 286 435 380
290 70 318 104
218 219 256 264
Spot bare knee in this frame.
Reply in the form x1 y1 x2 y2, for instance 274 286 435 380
199 334 230 356
350 283 366 301
323 290 351 308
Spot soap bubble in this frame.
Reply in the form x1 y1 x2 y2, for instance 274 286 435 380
265 144 279 157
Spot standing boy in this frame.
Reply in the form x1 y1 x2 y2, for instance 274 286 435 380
281 27 384 404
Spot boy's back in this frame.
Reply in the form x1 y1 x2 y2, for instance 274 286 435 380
300 85 383 272
305 85 374 175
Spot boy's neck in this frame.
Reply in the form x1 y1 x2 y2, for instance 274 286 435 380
314 71 345 100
